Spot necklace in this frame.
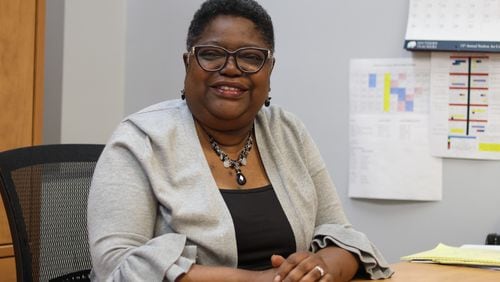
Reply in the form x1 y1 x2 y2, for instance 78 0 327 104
207 130 253 186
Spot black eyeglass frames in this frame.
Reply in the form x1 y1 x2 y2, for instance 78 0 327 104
189 45 272 74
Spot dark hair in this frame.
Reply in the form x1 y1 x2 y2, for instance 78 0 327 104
186 0 274 51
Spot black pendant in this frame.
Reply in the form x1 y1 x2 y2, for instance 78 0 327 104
236 171 246 185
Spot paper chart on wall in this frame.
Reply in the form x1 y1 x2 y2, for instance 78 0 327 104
430 52 500 159
349 58 442 201
404 0 500 52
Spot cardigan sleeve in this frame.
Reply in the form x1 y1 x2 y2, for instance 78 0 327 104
87 121 195 282
298 121 394 280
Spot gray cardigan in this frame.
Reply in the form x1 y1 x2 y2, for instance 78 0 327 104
87 100 393 281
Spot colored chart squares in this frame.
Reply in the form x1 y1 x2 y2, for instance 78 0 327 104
392 87 414 112
368 72 422 113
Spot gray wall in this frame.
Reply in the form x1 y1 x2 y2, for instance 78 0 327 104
43 0 64 144
44 0 125 144
45 0 500 263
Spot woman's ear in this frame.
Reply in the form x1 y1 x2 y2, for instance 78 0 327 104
270 57 276 73
183 53 189 72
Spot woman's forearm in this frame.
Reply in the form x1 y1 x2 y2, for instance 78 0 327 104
176 264 276 282
316 246 360 281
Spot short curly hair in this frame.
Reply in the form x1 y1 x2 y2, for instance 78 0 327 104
186 0 274 51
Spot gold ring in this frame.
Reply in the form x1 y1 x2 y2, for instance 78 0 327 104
314 265 325 277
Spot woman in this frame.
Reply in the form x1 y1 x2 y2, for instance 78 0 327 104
88 0 393 281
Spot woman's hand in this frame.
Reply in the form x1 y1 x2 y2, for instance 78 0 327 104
271 252 333 282
176 264 279 282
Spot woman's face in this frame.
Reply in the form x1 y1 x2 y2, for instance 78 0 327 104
183 15 274 132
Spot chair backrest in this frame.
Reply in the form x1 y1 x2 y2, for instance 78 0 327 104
0 144 104 282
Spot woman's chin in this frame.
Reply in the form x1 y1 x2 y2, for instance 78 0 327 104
207 101 248 119
210 110 246 121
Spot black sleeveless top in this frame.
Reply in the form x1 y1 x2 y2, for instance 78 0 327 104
220 185 296 270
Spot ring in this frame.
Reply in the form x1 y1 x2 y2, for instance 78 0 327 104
314 265 325 277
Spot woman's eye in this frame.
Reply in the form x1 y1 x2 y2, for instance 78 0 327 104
239 53 263 62
199 50 225 60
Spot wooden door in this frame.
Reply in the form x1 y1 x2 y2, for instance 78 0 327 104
0 0 45 280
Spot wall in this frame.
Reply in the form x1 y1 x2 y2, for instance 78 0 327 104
44 0 500 263
44 0 126 144
124 1 201 113
43 0 64 144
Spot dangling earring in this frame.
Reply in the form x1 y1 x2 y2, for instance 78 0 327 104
181 89 186 100
264 96 272 107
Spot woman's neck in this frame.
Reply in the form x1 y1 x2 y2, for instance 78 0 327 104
194 119 253 151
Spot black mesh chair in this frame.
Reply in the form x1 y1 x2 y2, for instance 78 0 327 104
0 144 104 282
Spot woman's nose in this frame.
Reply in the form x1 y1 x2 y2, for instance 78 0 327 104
219 55 242 76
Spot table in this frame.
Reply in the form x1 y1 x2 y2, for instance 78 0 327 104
352 262 500 282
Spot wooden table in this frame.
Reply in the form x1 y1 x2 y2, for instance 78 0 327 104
352 262 500 282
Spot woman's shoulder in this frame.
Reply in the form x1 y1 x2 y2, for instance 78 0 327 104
124 99 188 125
110 99 191 141
255 105 312 152
257 105 308 135
127 99 186 120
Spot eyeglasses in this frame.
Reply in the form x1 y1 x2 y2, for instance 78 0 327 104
189 45 272 74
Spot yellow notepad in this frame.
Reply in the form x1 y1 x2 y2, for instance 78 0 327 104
401 243 500 267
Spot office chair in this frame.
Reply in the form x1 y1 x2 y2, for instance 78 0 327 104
0 144 104 282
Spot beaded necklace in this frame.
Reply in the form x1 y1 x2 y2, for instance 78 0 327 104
206 129 253 186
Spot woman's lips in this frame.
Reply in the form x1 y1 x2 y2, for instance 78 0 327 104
213 85 246 97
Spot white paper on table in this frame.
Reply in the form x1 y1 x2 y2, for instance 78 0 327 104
348 58 442 201
430 52 500 159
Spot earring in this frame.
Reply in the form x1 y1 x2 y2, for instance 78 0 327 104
264 96 272 107
181 89 186 100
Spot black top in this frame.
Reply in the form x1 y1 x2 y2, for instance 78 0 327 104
220 185 296 270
